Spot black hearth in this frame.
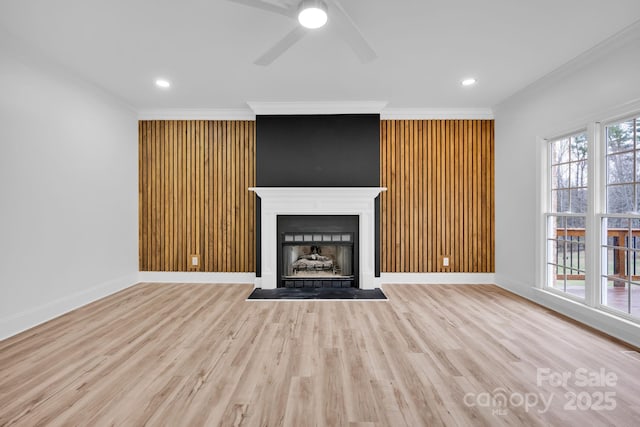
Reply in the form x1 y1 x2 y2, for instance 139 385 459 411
277 215 358 288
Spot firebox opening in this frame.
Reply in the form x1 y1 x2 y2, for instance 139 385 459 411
277 215 359 288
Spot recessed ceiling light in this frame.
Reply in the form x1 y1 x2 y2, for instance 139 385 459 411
461 78 477 87
298 0 328 29
155 79 171 88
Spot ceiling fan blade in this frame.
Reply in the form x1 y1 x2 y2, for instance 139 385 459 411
254 26 307 65
326 0 377 63
227 0 296 18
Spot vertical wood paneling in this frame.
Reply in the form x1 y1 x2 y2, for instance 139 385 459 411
139 120 255 272
380 119 494 273
141 118 490 274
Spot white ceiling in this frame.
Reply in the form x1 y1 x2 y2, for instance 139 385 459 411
2 0 640 112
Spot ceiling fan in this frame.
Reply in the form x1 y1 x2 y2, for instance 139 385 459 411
228 0 377 65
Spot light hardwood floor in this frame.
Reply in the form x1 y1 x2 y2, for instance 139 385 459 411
1 284 639 426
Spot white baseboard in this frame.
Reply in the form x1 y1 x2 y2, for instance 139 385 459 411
380 272 496 285
138 272 495 286
0 273 138 341
495 278 640 349
137 271 256 284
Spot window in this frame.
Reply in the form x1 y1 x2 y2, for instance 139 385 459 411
546 132 588 298
601 117 640 318
540 112 640 324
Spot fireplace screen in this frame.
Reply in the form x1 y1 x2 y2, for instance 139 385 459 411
281 232 355 287
277 215 358 288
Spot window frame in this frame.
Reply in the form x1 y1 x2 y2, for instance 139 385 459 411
543 129 589 302
596 115 640 321
538 112 640 325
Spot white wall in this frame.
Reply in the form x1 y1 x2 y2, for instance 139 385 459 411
494 23 640 346
0 43 138 339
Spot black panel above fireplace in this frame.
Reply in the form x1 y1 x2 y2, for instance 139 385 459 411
256 114 380 187
277 215 359 288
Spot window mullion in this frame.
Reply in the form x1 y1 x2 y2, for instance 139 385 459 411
633 118 637 211
627 221 632 314
585 122 600 307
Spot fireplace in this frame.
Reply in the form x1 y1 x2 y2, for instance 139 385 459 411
278 215 358 288
249 187 385 289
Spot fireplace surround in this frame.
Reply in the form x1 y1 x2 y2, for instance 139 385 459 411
249 187 385 289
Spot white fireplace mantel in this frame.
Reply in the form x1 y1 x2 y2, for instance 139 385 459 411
249 187 386 290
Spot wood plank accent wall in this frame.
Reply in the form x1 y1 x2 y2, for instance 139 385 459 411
139 120 255 272
380 120 494 273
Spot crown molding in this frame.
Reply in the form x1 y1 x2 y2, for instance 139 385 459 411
136 105 497 120
137 108 255 120
247 101 388 115
381 108 494 120
1 27 137 114
494 18 640 112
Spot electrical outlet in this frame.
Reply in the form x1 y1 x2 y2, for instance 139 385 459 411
191 254 199 267
443 256 449 267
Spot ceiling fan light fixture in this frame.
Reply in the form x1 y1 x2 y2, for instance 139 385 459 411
298 0 328 29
